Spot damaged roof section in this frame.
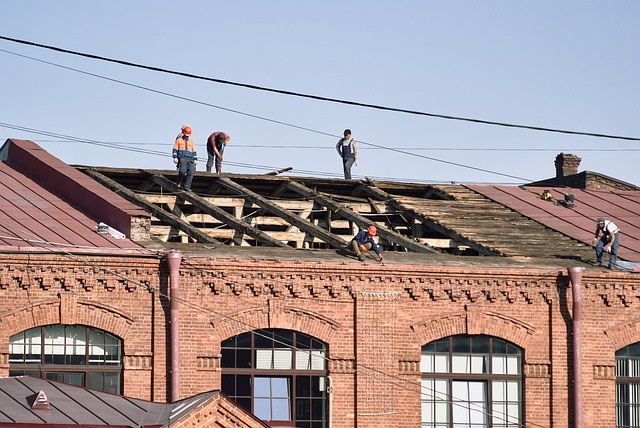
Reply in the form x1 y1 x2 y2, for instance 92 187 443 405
3 139 636 264
75 164 603 264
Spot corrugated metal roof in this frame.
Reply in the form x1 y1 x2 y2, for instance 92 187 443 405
467 185 640 262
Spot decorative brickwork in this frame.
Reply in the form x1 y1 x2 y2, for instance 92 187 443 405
1 253 640 427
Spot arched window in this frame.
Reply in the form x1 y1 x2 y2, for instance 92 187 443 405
616 343 640 427
221 329 328 427
421 335 523 428
9 325 122 394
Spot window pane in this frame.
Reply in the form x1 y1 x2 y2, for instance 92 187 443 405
254 330 272 349
237 375 251 397
472 336 490 353
256 349 273 369
492 338 507 354
254 398 271 420
273 349 292 369
493 355 506 375
296 398 311 420
272 398 290 420
311 398 324 420
237 332 251 348
222 374 235 396
434 354 449 373
236 349 251 368
273 330 293 348
421 354 433 373
452 355 470 373
506 355 520 375
296 376 311 398
254 377 271 396
271 378 289 398
452 335 470 353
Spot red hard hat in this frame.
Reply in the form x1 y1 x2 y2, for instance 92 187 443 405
367 225 377 236
181 125 192 136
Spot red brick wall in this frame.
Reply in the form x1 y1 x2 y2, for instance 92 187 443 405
1 252 640 427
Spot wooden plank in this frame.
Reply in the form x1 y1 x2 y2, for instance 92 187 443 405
216 177 348 249
151 175 288 248
286 180 438 254
82 169 219 245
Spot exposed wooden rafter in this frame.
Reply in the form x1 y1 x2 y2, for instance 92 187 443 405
82 169 219 245
216 177 348 249
151 175 288 247
286 180 438 254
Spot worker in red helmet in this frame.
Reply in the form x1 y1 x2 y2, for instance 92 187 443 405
172 125 198 190
350 225 383 262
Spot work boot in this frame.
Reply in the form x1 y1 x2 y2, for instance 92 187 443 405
358 254 365 261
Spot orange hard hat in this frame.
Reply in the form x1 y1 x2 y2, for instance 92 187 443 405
367 225 377 236
181 125 192 136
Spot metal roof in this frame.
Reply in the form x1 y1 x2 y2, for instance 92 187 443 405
0 140 146 254
467 185 640 262
0 377 268 428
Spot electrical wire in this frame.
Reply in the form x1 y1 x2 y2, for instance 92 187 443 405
0 47 635 182
1 35 639 143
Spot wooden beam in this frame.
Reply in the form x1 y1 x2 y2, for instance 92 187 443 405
151 175 288 248
216 177 348 249
362 180 500 256
82 169 219 245
286 180 438 254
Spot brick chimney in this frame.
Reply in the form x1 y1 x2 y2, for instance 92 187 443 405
555 153 582 178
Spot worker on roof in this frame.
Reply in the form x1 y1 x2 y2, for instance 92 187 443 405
593 217 620 269
350 225 383 262
206 131 230 174
336 129 358 179
172 125 198 190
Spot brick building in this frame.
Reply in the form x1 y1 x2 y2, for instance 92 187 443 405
1 139 639 428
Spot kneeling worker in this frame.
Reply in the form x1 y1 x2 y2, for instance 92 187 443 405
351 225 383 262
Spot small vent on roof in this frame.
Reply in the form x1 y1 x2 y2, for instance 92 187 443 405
96 222 126 239
31 390 52 410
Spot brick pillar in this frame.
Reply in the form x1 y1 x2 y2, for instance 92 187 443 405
555 153 582 178
355 290 401 427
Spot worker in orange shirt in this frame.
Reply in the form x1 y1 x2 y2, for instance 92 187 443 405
172 125 198 190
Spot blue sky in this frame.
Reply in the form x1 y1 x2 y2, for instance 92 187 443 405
1 1 639 185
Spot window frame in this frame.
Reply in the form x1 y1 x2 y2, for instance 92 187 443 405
421 335 524 428
9 325 123 394
615 343 640 428
221 329 328 427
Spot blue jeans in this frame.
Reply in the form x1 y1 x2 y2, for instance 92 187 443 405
342 156 355 179
177 157 196 189
596 233 620 267
206 144 225 173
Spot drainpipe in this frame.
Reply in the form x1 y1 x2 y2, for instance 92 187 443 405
567 267 584 428
166 250 183 403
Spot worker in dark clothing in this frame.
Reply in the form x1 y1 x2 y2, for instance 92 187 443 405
593 217 620 268
173 125 198 190
336 129 358 179
206 131 230 173
351 225 383 262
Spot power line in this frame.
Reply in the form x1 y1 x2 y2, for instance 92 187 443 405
0 46 532 182
1 34 639 143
